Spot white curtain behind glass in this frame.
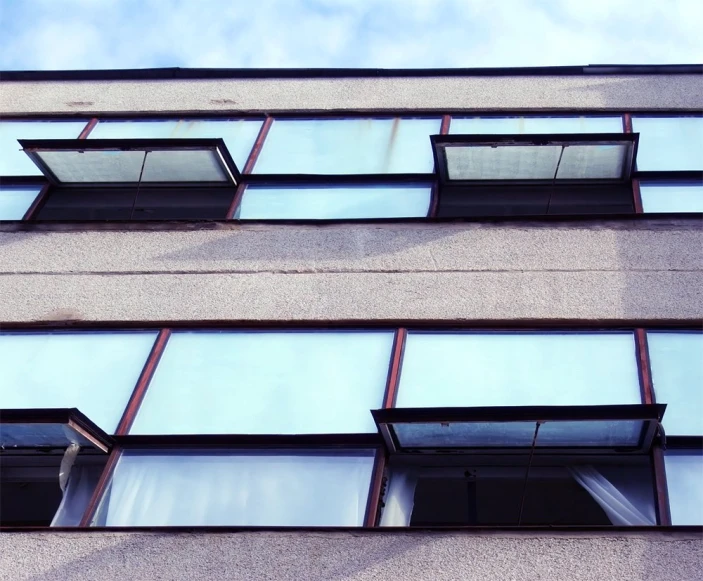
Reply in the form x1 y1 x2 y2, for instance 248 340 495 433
102 453 374 527
51 464 103 526
380 469 418 527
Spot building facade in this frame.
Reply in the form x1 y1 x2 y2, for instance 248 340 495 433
0 65 702 580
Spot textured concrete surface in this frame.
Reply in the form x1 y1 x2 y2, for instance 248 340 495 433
1 531 701 581
0 220 700 323
1 75 702 115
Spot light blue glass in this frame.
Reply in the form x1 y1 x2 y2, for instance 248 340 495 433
640 182 703 213
0 120 88 175
238 185 431 219
0 332 158 433
253 118 441 174
396 333 641 408
450 116 623 135
88 119 264 170
632 117 703 170
665 452 703 525
97 450 375 526
0 185 42 219
131 331 394 434
647 332 703 435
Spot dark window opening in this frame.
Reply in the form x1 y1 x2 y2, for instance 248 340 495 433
35 185 237 220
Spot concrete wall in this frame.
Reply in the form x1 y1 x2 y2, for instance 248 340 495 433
1 530 701 581
1 74 702 115
0 219 701 323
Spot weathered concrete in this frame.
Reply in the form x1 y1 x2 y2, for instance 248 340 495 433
0 531 701 581
1 74 702 115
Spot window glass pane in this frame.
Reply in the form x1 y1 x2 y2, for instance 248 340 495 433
632 117 703 171
0 332 158 433
640 182 703 213
0 120 88 176
665 452 703 525
253 118 441 174
450 116 623 135
0 185 42 219
396 333 641 407
131 331 394 435
88 119 263 170
238 185 431 219
647 332 703 435
96 450 375 526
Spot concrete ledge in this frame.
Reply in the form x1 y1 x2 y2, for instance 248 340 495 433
1 530 701 581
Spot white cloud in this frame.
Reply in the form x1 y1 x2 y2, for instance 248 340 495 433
0 0 700 70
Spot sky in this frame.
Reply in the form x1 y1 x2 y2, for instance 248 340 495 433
0 0 700 70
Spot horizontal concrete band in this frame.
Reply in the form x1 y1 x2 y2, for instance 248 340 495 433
2 270 701 323
1 221 701 275
1 75 702 115
1 531 701 581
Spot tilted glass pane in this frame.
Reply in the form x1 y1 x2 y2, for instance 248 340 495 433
394 421 537 448
0 332 158 433
396 333 641 407
0 185 42 219
640 183 703 213
130 331 394 434
88 119 263 169
97 450 375 526
665 452 703 525
253 118 441 174
445 145 561 180
632 117 703 171
238 185 431 219
647 332 703 435
450 116 623 135
0 120 88 175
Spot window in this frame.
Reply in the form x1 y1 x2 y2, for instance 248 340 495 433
0 120 88 176
647 332 703 435
640 182 703 213
253 118 441 174
0 184 42 220
665 451 703 525
130 331 394 435
632 116 703 171
88 119 264 170
90 450 375 526
0 332 158 433
449 116 623 135
396 332 642 408
237 185 432 220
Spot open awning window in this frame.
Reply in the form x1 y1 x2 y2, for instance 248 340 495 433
372 404 665 455
0 408 114 453
431 134 638 185
19 138 240 186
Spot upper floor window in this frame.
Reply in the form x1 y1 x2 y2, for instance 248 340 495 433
252 118 441 174
0 184 43 220
632 116 703 171
449 116 623 135
640 182 703 213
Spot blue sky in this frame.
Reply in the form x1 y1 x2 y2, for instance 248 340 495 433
0 0 700 70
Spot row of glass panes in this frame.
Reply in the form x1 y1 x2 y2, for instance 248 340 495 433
2 330 701 436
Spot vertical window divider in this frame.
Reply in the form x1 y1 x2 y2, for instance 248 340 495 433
428 116 451 217
363 449 386 527
115 328 172 435
21 182 51 220
78 446 122 527
383 328 407 408
77 118 99 139
226 116 273 219
635 327 672 525
623 113 644 212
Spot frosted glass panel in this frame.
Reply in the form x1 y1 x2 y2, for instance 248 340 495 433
445 145 561 180
99 450 375 526
640 183 703 213
556 144 628 179
648 332 703 435
0 185 42 219
665 453 703 525
396 333 641 407
254 118 441 174
632 117 703 170
0 120 88 175
450 116 623 135
89 119 263 169
0 332 157 432
131 331 394 434
238 185 431 219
